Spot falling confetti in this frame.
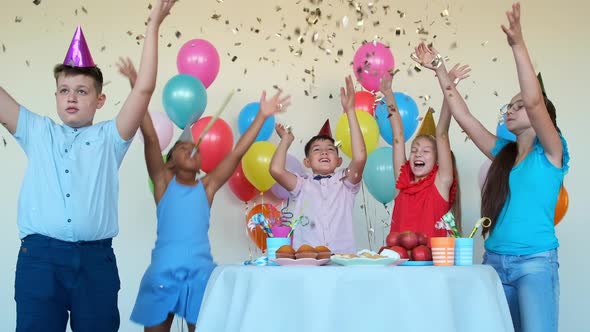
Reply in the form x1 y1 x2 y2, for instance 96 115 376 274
492 57 498 62
2 137 6 147
2 44 5 53
15 17 23 23
440 9 449 17
81 6 88 14
33 0 41 5
211 14 221 20
25 60 30 67
175 31 182 38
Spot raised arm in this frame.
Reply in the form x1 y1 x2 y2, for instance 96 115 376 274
0 87 20 134
205 91 291 203
115 0 175 141
117 58 167 202
413 43 497 160
342 75 367 184
269 123 298 191
379 72 405 180
435 64 471 196
502 3 562 166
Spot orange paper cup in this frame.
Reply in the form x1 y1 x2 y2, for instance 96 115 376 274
430 237 455 266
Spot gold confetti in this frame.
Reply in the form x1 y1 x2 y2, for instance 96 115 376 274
167 43 172 48
2 44 5 53
211 14 221 20
397 10 405 18
148 3 152 10
231 55 237 62
493 91 499 97
126 31 133 36
175 31 182 38
15 17 23 23
81 6 87 14
256 17 262 23
33 0 41 5
440 9 449 17
2 137 6 147
492 57 498 62
114 101 121 106
341 16 349 28
100 46 106 52
275 6 282 12
395 28 405 36
481 41 488 47
25 60 30 67
450 41 458 49
413 65 422 73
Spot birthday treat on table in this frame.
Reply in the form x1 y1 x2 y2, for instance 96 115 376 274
330 249 404 266
272 244 332 266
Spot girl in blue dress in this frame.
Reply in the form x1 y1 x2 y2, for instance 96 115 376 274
118 59 290 332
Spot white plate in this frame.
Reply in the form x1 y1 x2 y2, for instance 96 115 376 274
330 256 406 266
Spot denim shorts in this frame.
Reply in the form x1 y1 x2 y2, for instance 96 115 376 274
14 234 120 332
483 249 559 332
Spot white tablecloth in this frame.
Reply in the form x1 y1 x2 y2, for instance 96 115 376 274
196 264 514 332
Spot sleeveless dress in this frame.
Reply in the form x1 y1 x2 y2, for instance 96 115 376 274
131 177 216 326
390 162 457 237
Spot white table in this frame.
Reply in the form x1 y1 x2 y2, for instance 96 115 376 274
196 264 514 332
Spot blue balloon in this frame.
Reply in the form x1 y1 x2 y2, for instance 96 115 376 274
363 147 396 204
162 74 207 129
496 121 516 141
375 92 419 145
238 102 275 141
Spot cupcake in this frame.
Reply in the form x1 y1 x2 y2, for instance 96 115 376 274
276 245 296 259
315 245 332 259
295 244 318 259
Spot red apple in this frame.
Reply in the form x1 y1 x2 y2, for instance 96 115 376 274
399 231 419 250
416 232 428 246
389 246 409 259
385 232 400 247
411 245 432 261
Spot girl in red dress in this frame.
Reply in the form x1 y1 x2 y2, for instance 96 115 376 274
379 64 468 238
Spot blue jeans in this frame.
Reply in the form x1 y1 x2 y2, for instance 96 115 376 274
483 249 559 332
14 234 120 332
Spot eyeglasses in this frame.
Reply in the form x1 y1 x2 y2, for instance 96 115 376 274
498 100 525 123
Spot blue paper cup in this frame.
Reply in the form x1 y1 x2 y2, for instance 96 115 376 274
266 237 291 266
454 238 474 266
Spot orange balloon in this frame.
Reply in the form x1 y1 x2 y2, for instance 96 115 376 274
554 186 569 226
246 203 281 250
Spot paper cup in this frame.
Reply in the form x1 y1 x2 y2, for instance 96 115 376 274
454 238 474 266
266 237 291 266
430 237 455 266
271 225 291 238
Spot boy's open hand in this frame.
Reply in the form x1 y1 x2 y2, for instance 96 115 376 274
259 90 291 118
378 71 393 96
116 57 137 84
275 123 294 142
340 75 355 112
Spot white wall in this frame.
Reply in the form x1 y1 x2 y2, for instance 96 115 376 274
0 0 588 331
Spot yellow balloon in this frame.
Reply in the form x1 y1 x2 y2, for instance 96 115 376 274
335 110 379 158
242 141 277 192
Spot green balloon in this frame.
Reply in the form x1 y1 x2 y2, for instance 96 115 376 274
148 154 169 193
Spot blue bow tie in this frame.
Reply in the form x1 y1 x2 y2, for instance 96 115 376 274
313 175 332 181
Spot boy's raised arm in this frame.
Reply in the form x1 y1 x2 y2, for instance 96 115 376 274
0 87 20 134
116 0 175 141
269 123 298 191
343 75 366 184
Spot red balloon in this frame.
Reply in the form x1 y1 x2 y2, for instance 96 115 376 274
191 116 233 173
228 162 258 202
354 91 377 116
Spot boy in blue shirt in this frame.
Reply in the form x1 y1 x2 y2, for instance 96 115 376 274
0 1 176 331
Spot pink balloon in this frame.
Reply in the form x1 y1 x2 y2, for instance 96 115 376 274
270 154 307 200
177 39 220 89
478 159 492 190
137 111 175 151
352 42 395 92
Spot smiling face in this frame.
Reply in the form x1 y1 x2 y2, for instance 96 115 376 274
409 135 437 180
55 73 105 128
304 137 342 175
169 141 201 173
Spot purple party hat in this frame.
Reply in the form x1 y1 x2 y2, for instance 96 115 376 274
63 25 95 67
